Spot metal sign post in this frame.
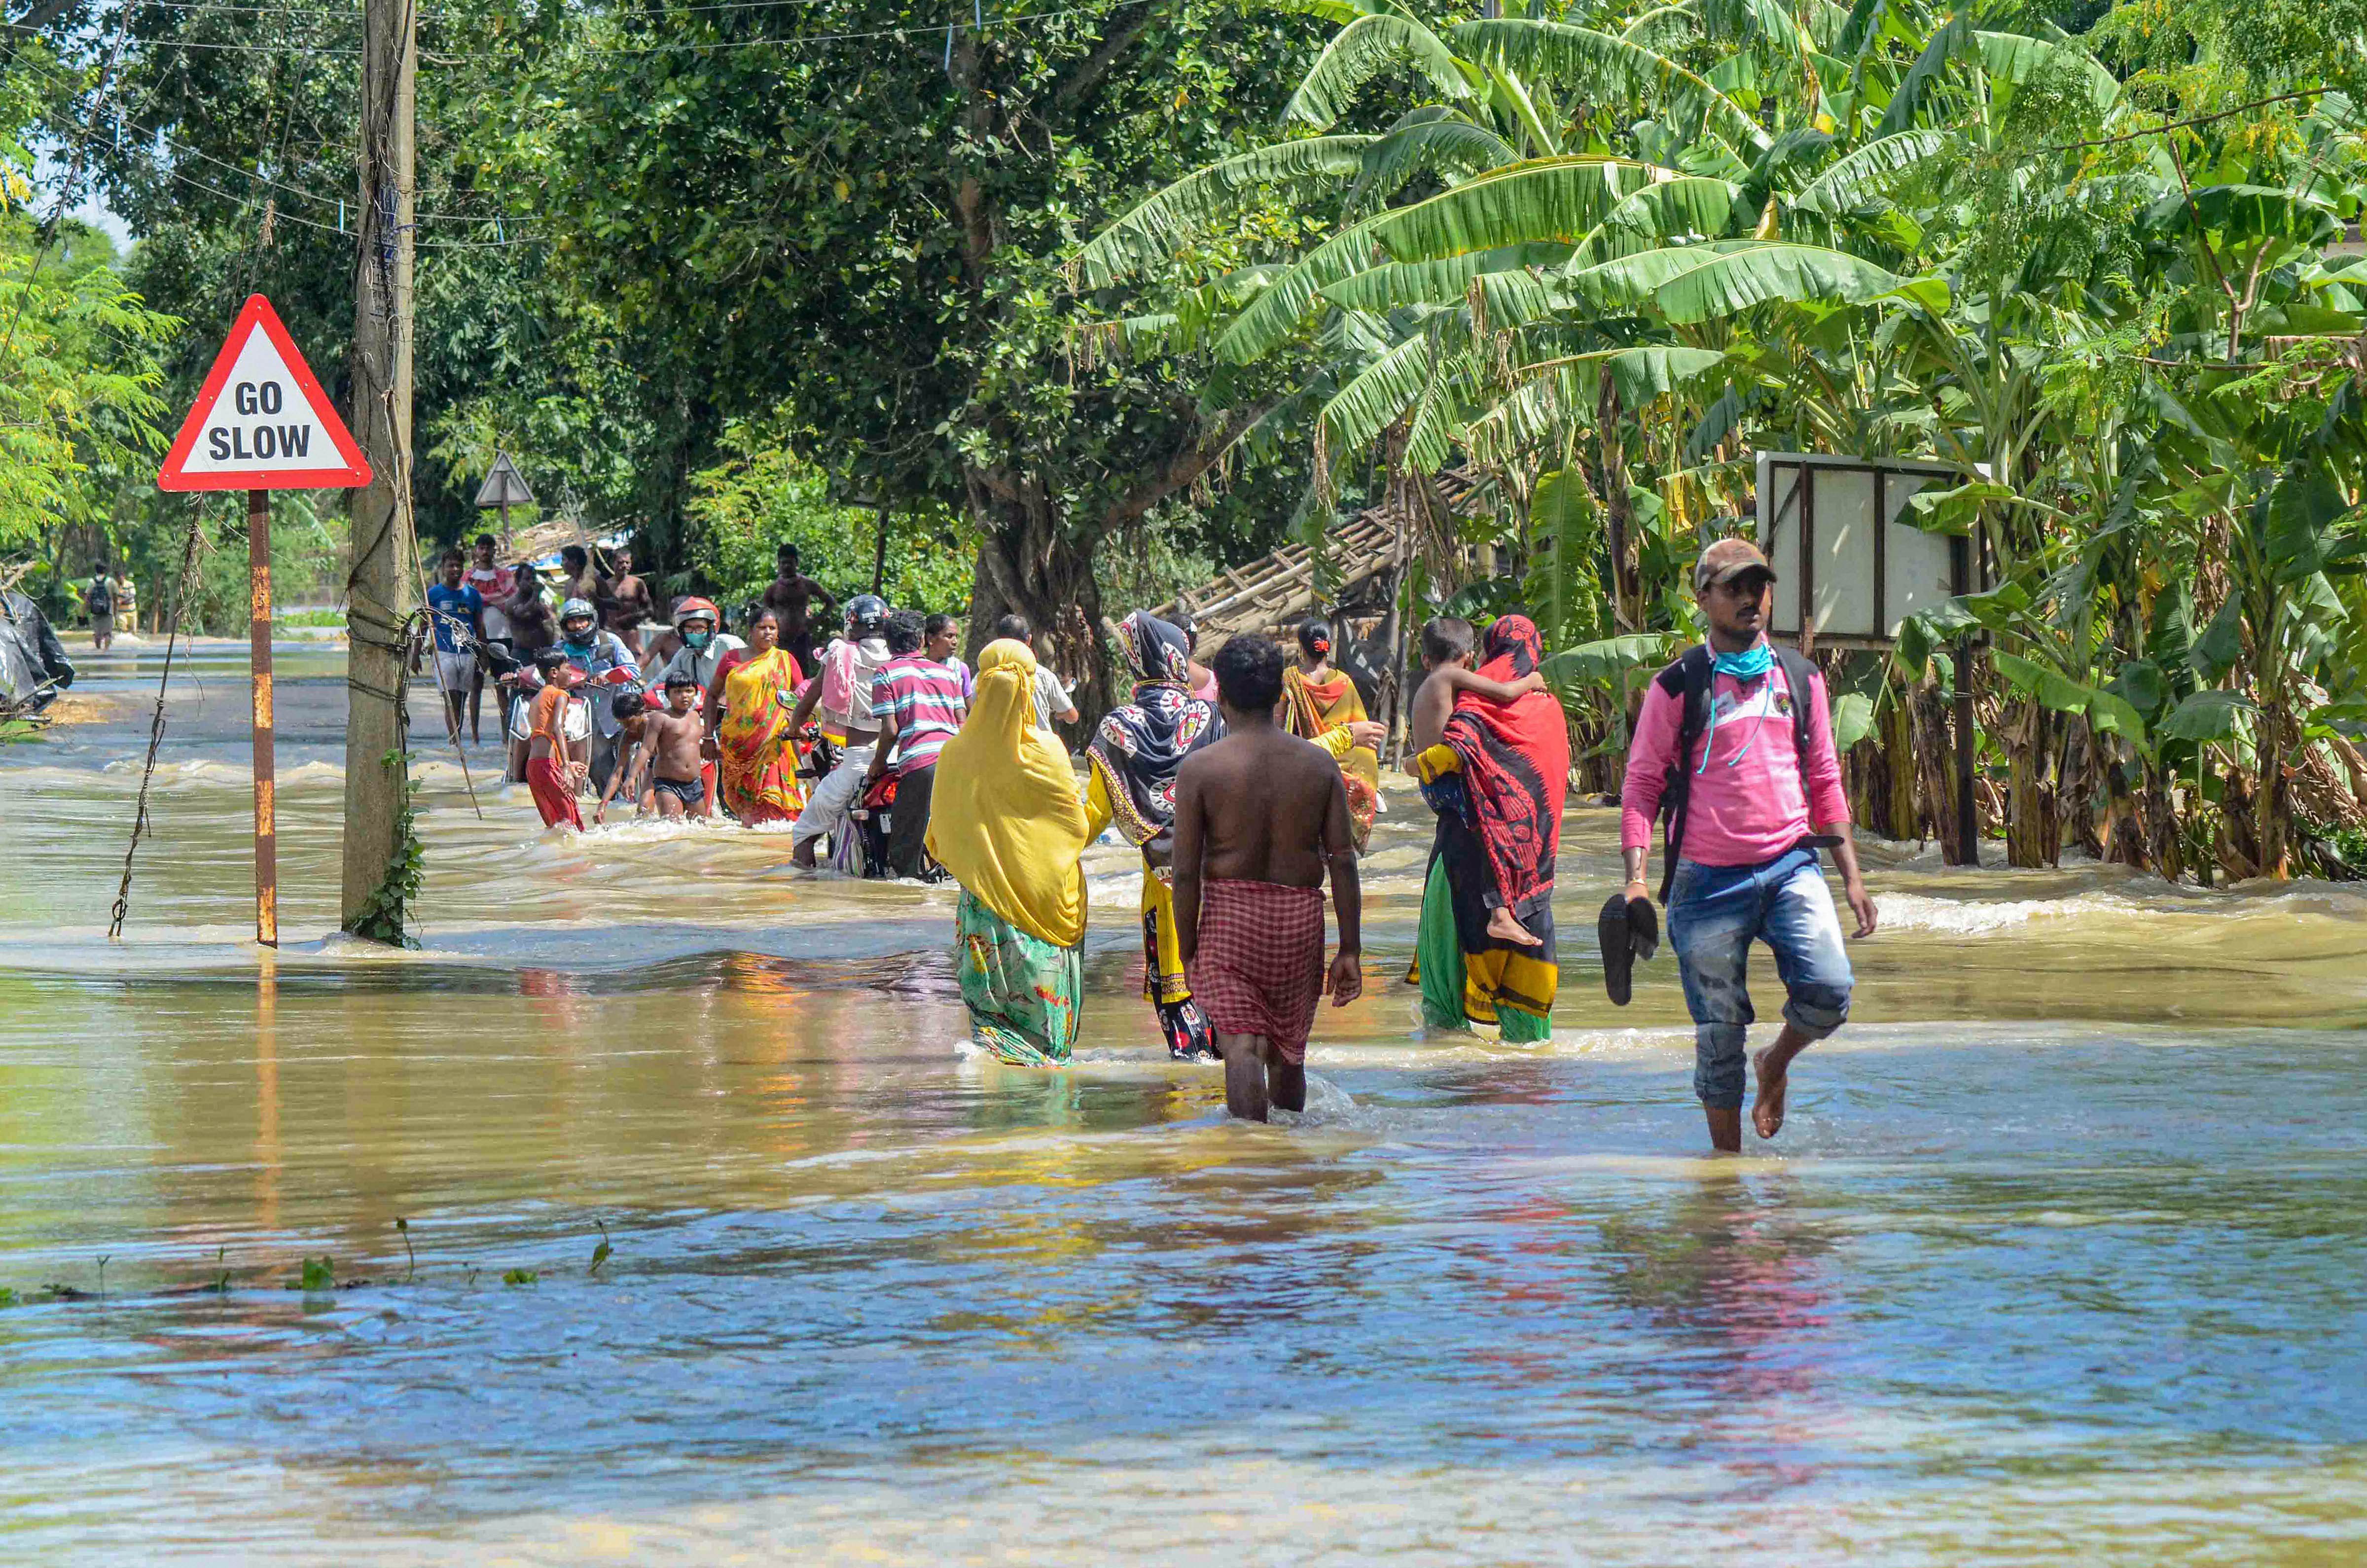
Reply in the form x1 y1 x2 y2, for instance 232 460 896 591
159 294 372 947
249 488 277 945
473 450 535 549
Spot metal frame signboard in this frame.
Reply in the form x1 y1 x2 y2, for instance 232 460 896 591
1755 451 1987 646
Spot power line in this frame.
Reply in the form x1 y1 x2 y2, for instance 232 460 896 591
109 0 855 14
16 47 537 228
74 0 1157 58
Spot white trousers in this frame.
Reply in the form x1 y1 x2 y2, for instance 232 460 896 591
789 741 877 849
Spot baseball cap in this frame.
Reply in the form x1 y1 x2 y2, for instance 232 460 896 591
1694 536 1776 592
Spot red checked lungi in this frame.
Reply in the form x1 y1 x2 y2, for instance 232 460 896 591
1186 878 1327 1065
526 755 582 831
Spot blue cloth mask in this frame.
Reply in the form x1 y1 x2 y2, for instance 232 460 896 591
1697 639 1776 774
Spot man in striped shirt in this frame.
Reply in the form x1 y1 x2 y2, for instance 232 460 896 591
862 609 969 879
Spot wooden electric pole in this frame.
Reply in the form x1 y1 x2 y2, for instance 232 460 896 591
341 0 417 933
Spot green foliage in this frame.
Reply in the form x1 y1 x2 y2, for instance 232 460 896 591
295 1256 335 1293
502 1269 538 1287
684 420 976 618
343 750 423 949
0 214 179 559
1078 0 2367 874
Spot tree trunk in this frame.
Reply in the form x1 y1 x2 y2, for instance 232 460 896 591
2003 697 2060 867
1911 677 1963 861
2256 681 2291 879
1882 685 1918 840
963 477 1115 730
1595 377 1638 628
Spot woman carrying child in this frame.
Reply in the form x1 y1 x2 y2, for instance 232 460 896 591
1404 614 1565 1041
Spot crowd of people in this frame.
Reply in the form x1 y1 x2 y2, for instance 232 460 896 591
418 537 972 864
417 531 1878 1145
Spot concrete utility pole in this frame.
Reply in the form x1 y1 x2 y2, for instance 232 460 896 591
341 0 417 932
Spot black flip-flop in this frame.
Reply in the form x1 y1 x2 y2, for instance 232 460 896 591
1626 895 1659 964
1600 892 1636 1006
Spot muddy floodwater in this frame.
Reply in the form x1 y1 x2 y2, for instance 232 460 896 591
3 642 2365 1564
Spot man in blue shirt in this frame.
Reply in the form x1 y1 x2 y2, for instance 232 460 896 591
424 549 485 745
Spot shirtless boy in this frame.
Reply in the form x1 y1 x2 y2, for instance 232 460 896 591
1173 634 1363 1122
1407 615 1551 947
597 546 654 656
638 675 711 820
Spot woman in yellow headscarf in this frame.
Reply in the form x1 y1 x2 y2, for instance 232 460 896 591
1280 617 1382 852
707 607 807 826
926 638 1097 1066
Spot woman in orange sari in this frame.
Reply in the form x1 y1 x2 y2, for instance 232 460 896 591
705 607 808 827
1279 618 1382 851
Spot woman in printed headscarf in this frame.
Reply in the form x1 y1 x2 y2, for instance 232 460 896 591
1279 617 1382 852
1083 611 1224 1061
927 639 1098 1066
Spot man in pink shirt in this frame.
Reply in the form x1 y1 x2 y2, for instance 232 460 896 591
1619 538 1878 1152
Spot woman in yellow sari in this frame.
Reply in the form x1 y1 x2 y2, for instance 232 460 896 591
1280 618 1382 852
927 639 1098 1066
705 607 807 827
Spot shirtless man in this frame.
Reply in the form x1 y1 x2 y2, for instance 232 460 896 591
597 546 654 656
761 544 837 672
1173 634 1363 1122
465 535 516 743
556 545 598 609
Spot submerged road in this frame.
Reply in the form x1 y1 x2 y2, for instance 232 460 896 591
2 638 2364 1563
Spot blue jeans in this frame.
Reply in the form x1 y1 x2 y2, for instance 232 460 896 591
1666 847 1854 1109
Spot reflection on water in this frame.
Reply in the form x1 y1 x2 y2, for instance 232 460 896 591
3 650 2366 1562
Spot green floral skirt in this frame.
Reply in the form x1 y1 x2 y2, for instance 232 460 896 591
955 889 1083 1067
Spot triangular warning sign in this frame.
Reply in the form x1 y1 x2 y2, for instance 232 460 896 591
473 450 535 509
158 294 372 492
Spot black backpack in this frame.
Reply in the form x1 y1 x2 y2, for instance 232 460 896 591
1650 642 1825 903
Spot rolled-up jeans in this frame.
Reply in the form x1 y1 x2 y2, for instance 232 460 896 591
1665 846 1854 1109
789 739 877 851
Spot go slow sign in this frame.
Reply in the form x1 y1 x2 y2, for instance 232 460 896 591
157 293 372 492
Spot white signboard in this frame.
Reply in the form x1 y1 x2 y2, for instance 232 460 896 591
1756 452 1982 643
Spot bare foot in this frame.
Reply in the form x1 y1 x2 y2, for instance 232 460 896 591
1485 906 1543 947
1752 1048 1789 1139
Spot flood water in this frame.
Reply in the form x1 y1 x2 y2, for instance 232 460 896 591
4 642 2365 1563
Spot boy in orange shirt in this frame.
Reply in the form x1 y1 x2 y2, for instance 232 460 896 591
525 648 585 831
